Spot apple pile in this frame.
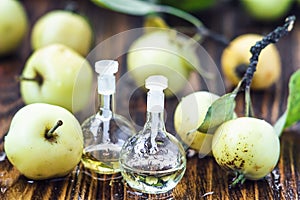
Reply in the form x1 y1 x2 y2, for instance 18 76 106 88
174 91 280 185
4 44 91 179
2 1 94 180
173 16 295 187
125 1 291 97
0 1 94 112
20 4 94 113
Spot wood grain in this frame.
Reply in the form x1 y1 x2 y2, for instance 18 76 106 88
1 0 300 199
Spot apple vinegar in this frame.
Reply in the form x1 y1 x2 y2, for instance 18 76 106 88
81 60 135 178
119 75 186 194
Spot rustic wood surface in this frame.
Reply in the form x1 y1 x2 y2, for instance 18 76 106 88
1 0 300 199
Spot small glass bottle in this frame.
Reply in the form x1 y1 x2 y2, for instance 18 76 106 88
81 60 135 178
119 75 186 194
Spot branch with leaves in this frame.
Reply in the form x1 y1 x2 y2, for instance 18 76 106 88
91 0 228 44
194 15 296 135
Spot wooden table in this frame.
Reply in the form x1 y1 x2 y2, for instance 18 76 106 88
1 1 300 199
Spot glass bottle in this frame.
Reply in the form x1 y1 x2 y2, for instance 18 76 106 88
81 60 135 178
119 75 186 194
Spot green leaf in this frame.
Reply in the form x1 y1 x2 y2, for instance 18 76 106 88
285 70 300 128
197 93 236 133
274 70 300 136
274 111 287 136
91 0 203 27
91 0 157 16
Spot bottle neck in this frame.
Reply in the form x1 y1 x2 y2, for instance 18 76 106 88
98 93 114 119
146 90 164 113
97 74 115 119
145 90 166 132
144 104 166 155
145 111 166 131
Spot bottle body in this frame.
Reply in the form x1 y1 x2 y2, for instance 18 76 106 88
119 112 186 194
81 113 135 175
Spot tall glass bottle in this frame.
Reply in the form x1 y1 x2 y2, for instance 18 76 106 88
81 60 135 178
119 75 186 194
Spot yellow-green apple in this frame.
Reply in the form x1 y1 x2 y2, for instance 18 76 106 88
212 117 280 181
127 29 199 97
31 10 93 56
241 0 293 21
4 103 84 180
20 44 93 113
221 34 281 90
174 91 220 155
0 0 28 56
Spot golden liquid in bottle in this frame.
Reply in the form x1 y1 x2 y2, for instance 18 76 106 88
81 151 120 174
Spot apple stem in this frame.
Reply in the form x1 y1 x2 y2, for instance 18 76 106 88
235 64 248 79
241 15 295 90
157 5 229 45
46 120 63 138
18 76 38 82
64 1 79 13
17 74 43 86
233 15 295 117
196 26 229 45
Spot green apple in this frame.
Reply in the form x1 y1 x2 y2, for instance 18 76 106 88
127 29 200 97
20 44 93 113
0 0 28 56
4 103 84 180
241 0 293 21
31 10 93 56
